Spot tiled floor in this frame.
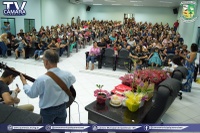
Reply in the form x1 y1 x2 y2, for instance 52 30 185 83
1 45 200 133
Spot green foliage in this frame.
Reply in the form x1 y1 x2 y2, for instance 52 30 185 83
96 84 104 89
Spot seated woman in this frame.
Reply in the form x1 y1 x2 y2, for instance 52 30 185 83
166 42 176 54
129 44 148 68
47 38 59 50
15 38 27 59
148 47 163 67
32 41 47 60
59 34 69 57
86 41 100 70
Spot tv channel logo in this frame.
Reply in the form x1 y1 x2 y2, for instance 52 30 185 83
3 1 27 16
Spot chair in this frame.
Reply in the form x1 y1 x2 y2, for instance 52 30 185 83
85 51 102 69
171 66 188 100
101 48 116 70
142 78 182 123
116 48 132 72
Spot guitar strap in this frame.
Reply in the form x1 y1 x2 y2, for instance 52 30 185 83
45 71 74 100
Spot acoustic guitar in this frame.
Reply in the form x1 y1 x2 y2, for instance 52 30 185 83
0 62 76 108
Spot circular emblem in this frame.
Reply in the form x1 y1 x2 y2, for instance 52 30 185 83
45 124 51 131
7 125 13 131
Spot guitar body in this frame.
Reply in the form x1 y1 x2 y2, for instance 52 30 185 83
66 85 76 108
0 62 76 108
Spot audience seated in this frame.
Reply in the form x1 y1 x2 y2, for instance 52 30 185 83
15 38 28 59
2 18 189 74
32 41 47 60
86 41 100 70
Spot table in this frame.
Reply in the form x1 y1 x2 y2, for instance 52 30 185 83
85 99 153 124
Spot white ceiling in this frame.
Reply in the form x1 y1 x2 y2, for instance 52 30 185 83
79 0 185 8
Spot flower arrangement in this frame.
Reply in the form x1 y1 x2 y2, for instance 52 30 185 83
134 69 168 85
119 73 134 87
124 91 146 112
119 69 169 91
118 69 169 111
94 84 110 104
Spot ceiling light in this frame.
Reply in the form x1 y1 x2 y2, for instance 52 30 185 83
112 4 121 5
130 1 142 2
83 0 93 2
105 0 116 2
160 1 172 3
134 4 143 6
93 4 102 5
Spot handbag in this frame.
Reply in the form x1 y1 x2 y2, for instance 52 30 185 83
46 71 75 108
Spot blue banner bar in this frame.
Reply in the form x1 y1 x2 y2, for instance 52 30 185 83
1 124 200 132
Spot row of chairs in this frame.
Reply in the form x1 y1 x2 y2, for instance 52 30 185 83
86 48 132 72
85 47 179 72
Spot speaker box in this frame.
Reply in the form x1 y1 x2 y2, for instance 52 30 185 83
86 6 91 11
173 8 178 14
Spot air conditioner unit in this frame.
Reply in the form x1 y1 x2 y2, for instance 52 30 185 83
70 0 81 4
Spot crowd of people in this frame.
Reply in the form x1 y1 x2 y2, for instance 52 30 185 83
0 17 199 126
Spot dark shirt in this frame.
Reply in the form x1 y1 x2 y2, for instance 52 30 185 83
167 48 175 54
105 38 111 44
0 80 10 103
97 42 106 48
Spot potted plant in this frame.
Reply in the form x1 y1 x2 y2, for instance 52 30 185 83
94 84 110 105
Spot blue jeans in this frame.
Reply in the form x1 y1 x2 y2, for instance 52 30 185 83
0 42 7 56
34 50 43 56
40 103 67 124
59 46 68 56
86 55 96 63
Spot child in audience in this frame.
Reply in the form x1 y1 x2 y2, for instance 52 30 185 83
163 55 183 73
148 47 163 67
136 59 143 70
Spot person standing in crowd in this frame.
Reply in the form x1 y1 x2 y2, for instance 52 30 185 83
1 22 10 33
173 20 179 32
77 16 81 24
0 69 34 112
0 32 11 58
71 17 75 26
179 43 198 92
20 49 76 124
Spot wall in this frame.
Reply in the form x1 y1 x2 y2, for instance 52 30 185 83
41 0 87 27
0 0 41 34
87 6 178 27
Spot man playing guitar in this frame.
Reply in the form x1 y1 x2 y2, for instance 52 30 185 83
19 49 76 124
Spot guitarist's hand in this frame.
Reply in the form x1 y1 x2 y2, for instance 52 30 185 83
20 73 27 85
15 87 21 94
14 97 20 104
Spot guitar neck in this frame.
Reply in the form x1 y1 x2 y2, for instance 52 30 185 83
0 63 35 82
9 67 35 82
21 73 35 82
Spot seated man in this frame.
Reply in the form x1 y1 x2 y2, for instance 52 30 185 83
0 68 34 112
